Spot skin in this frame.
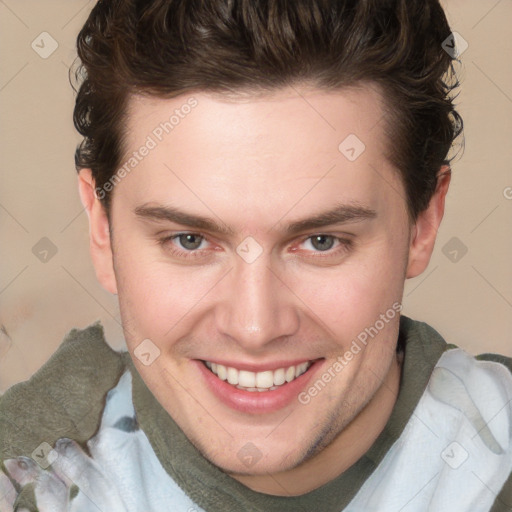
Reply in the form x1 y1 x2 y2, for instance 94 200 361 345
78 84 450 496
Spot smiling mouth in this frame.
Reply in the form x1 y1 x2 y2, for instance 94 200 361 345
202 360 318 392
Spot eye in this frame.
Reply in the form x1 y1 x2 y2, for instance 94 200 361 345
306 234 337 252
299 234 352 254
175 233 205 251
157 232 213 261
290 234 354 261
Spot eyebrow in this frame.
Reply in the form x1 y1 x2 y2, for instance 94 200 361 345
134 202 377 236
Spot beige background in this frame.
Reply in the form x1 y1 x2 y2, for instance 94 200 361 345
0 0 511 392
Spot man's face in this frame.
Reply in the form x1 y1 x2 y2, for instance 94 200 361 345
106 85 413 476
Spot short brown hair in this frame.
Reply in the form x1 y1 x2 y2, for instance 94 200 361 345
72 0 463 220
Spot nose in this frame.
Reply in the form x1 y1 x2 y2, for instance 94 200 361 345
215 252 299 352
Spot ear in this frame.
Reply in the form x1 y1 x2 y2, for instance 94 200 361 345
406 165 451 279
77 169 118 295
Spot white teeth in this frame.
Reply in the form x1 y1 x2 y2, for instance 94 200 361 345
296 362 309 375
216 364 227 381
255 370 274 388
227 367 238 385
204 360 313 390
238 370 256 387
273 368 286 386
285 365 296 382
236 385 280 392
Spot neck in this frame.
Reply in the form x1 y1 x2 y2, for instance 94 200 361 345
230 350 404 496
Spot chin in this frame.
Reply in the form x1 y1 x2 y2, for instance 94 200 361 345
200 442 302 476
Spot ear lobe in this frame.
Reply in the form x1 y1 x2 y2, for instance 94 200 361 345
77 169 118 295
406 166 451 279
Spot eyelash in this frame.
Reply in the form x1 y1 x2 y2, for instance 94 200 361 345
157 232 353 261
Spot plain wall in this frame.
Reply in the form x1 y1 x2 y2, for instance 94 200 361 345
0 0 511 392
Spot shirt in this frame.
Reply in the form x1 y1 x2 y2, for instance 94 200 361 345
0 315 511 511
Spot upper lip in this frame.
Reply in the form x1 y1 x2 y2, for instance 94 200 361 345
199 358 323 372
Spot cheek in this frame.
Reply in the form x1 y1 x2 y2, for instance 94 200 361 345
113 246 219 340
116 259 185 353
287 237 406 341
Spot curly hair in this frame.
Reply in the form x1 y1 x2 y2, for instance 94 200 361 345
72 0 463 220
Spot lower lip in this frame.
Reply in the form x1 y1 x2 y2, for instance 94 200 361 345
193 359 325 414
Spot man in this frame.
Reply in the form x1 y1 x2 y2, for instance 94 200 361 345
1 0 511 510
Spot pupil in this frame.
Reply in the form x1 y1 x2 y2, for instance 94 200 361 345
312 235 334 251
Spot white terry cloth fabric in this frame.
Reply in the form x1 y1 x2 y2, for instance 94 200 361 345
344 348 512 511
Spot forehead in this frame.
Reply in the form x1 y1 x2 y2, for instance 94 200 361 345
125 84 387 155
115 84 404 227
